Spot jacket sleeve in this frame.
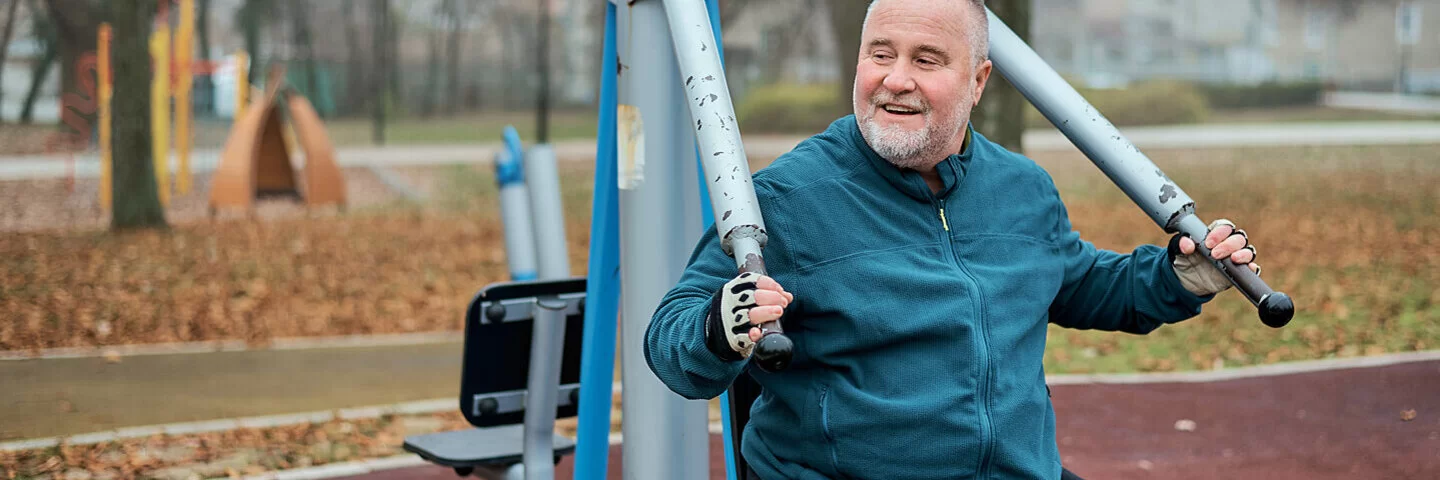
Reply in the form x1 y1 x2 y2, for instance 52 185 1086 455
1047 197 1213 334
643 222 753 400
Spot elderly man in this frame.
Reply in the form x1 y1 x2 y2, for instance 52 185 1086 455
644 0 1261 478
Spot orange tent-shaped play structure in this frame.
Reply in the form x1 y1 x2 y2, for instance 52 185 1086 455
209 73 345 214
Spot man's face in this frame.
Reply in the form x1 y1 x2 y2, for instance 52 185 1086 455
853 0 991 169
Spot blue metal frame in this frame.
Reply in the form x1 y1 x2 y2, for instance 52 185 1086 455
573 3 622 478
574 2 734 478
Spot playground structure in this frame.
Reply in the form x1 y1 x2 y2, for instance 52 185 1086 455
94 0 345 214
207 66 346 213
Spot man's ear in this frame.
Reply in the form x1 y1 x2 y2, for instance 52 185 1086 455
972 59 993 107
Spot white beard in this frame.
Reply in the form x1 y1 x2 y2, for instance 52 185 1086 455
856 85 971 170
861 119 936 169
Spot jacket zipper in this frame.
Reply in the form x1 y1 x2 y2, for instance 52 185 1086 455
934 198 995 478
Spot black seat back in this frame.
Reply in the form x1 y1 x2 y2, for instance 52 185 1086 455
459 278 587 428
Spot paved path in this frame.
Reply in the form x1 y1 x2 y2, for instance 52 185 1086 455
1323 91 1440 115
0 343 463 441
5 122 1440 180
348 359 1440 480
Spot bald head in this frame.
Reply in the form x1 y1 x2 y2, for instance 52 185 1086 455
851 0 994 170
863 0 989 66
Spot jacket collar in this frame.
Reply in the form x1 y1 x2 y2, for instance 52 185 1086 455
845 115 973 202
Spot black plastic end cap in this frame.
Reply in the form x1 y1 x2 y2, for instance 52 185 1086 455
752 334 794 373
1259 292 1294 328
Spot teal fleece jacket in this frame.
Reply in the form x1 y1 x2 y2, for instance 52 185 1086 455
644 116 1212 479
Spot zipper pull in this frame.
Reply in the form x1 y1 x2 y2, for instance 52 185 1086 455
938 201 950 231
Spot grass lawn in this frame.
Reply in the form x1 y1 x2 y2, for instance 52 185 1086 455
2 144 1436 375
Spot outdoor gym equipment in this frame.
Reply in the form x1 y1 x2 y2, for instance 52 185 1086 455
403 278 586 480
666 0 792 374
984 9 1294 328
402 1 1297 479
497 127 540 281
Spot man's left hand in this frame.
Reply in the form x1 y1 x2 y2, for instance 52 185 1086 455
1172 219 1260 297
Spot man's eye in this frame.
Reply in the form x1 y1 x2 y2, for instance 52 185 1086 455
917 58 937 66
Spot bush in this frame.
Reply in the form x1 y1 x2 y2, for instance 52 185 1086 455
735 83 845 134
1198 81 1324 109
1026 80 1211 128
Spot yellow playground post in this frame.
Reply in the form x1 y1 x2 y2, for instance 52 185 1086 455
99 24 112 210
175 0 195 195
236 51 249 121
150 20 172 206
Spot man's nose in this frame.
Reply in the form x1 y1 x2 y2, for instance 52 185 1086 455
882 62 917 94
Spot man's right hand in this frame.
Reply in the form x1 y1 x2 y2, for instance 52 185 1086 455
706 272 794 361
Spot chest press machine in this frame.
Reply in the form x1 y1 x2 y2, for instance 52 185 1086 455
403 1 1293 479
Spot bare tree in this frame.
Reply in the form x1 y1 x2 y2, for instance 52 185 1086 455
443 0 466 115
235 0 273 85
289 0 319 106
342 0 369 116
493 4 515 110
827 0 866 115
536 0 551 142
195 0 213 114
421 12 441 118
111 0 165 229
371 0 388 144
18 0 55 124
970 0 1028 152
0 0 23 114
43 0 102 137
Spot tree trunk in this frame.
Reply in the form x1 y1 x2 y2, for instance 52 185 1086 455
238 0 266 85
421 28 440 118
535 0 550 143
342 0 368 115
195 0 209 63
18 47 54 123
0 0 23 113
44 0 100 139
443 0 463 115
195 0 213 114
289 1 318 105
494 5 515 110
970 0 1029 153
370 0 387 145
827 0 866 116
18 0 52 123
111 0 165 229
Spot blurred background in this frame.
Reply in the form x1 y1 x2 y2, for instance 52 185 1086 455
1 1 1437 479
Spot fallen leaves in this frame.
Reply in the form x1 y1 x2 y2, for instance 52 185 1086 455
0 210 543 351
0 412 478 479
1039 144 1440 374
